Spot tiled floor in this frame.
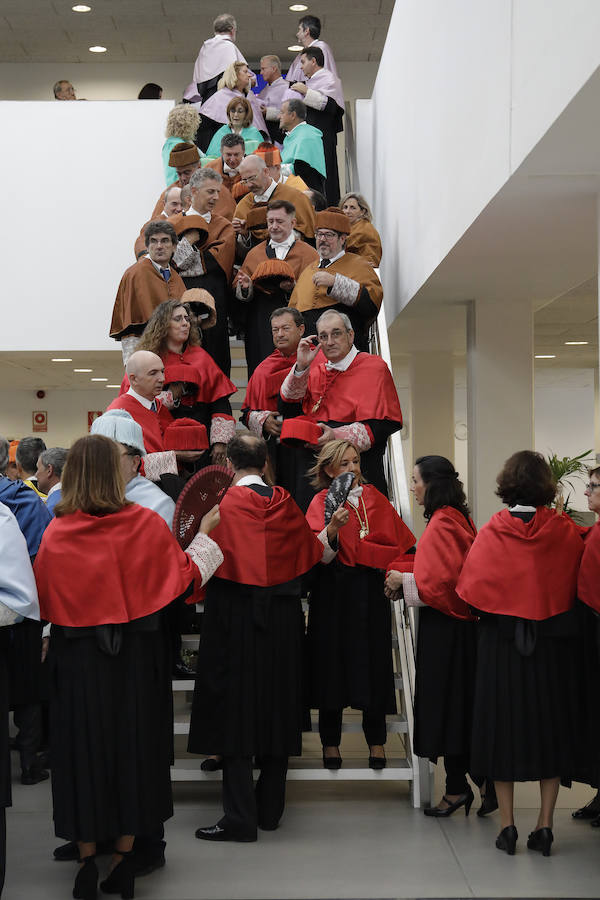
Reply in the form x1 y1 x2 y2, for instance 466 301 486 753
5 771 600 899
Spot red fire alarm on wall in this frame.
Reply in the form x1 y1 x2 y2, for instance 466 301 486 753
32 411 48 433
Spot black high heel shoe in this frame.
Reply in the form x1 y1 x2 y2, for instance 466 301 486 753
527 827 553 857
322 748 342 770
100 850 136 899
477 780 499 817
496 825 518 855
572 797 600 820
424 787 474 817
368 754 387 770
73 855 98 900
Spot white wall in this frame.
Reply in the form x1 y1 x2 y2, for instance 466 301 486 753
0 388 120 448
356 0 600 321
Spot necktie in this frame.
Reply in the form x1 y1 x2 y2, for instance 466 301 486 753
319 258 330 269
150 400 157 412
160 267 171 282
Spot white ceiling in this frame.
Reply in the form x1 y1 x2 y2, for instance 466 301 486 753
0 351 125 392
0 0 394 63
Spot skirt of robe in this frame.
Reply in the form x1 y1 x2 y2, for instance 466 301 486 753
48 622 174 842
188 578 305 758
0 632 11 809
567 601 600 788
8 618 44 708
470 609 583 782
306 562 396 716
413 605 478 762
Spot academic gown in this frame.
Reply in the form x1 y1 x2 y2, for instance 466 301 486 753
346 219 382 267
34 504 211 842
234 182 316 247
279 352 402 511
457 507 585 782
195 88 267 152
148 179 235 228
188 484 322 758
109 257 186 340
107 393 171 454
205 157 241 194
281 122 327 194
305 485 414 716
234 238 319 375
205 125 264 159
288 252 383 351
170 212 235 376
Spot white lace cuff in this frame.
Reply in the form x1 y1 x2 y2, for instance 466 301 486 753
329 273 360 306
144 450 178 481
156 390 175 410
331 423 372 451
281 366 309 401
248 409 272 437
402 572 426 607
0 602 21 627
210 416 236 445
304 88 327 111
317 527 337 563
235 281 253 301
173 237 205 275
185 533 224 585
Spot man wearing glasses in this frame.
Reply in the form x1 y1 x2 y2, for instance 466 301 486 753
288 207 383 351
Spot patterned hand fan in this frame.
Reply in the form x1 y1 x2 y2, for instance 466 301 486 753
324 472 355 526
173 465 233 549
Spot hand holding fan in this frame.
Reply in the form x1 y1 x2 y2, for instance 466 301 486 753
173 465 233 548
324 472 355 526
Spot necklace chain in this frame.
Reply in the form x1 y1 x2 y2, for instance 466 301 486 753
349 496 369 539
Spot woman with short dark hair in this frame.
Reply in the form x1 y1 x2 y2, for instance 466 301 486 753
457 450 584 856
386 456 490 818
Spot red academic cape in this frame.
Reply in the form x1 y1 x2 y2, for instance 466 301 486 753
106 393 171 453
243 350 298 413
292 353 402 429
398 506 477 621
578 521 600 613
457 506 584 620
120 346 236 407
209 485 322 586
306 484 415 570
35 505 200 626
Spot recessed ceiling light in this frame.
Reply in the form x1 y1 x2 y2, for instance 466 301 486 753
289 4 308 10
74 368 93 372
287 45 303 51
106 384 121 388
89 45 107 53
535 354 556 359
72 4 91 11
91 377 108 382
51 358 73 362
564 341 589 345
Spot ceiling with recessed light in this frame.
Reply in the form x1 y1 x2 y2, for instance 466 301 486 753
0 0 394 63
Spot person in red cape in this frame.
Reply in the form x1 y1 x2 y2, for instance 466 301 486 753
188 434 324 843
305 440 415 770
385 456 494 819
456 450 585 858
33 435 223 897
279 309 403 510
122 299 236 468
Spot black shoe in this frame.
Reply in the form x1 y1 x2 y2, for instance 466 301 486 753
172 661 195 679
322 749 342 770
573 794 600 819
368 755 387 770
195 824 256 842
73 855 98 900
478 781 499 817
424 787 474 818
527 827 553 857
258 822 279 831
21 766 49 785
590 814 600 828
132 841 166 877
55 839 114 861
496 825 518 855
36 750 50 770
99 850 136 898
200 756 223 772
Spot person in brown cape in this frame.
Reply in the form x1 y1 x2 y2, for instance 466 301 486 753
149 142 235 223
234 199 318 375
288 207 382 351
204 133 245 194
110 221 185 364
232 154 315 254
170 168 235 375
339 192 382 267
133 186 182 260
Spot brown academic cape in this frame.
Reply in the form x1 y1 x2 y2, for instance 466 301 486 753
346 219 382 267
234 182 316 243
170 212 235 282
109 257 185 339
205 157 241 194
150 178 235 224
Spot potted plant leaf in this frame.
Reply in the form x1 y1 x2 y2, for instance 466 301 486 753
546 449 594 516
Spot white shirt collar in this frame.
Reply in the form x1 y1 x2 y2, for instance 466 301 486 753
148 257 171 274
47 482 61 497
325 345 359 372
127 387 155 410
236 474 267 487
509 504 537 513
191 207 212 223
223 162 238 176
253 179 277 203
269 231 295 250
319 249 345 267
346 484 363 507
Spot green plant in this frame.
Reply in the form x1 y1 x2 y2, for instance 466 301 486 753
546 449 594 514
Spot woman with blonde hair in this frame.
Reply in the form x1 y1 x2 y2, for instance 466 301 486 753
162 104 202 186
339 192 382 267
205 97 264 158
305 440 415 769
196 61 267 152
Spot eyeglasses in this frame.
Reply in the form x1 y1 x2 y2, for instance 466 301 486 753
315 230 338 239
240 175 260 184
585 482 600 492
317 329 345 341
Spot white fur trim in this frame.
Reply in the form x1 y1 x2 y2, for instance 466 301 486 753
120 334 140 365
304 88 327 111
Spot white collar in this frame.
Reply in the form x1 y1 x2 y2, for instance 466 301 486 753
325 345 359 372
269 231 295 250
509 504 537 513
223 162 239 176
191 207 212 223
346 484 363 507
127 387 155 410
319 249 345 267
236 474 267 487
47 482 61 497
253 179 277 203
148 257 171 273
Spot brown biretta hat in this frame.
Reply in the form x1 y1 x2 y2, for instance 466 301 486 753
253 146 281 166
181 288 217 329
173 215 209 245
169 141 200 168
315 207 351 235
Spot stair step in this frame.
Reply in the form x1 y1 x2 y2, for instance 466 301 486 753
171 757 413 781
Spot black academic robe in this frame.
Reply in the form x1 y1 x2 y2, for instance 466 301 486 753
181 255 231 377
306 98 343 205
